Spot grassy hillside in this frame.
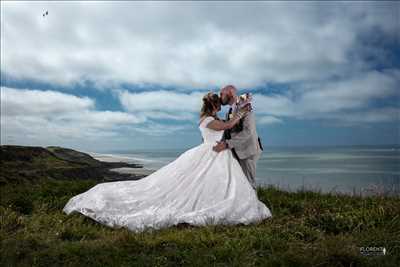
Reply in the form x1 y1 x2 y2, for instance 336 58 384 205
1 146 399 266
0 145 144 185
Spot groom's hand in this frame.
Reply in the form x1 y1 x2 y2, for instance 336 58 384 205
213 141 227 153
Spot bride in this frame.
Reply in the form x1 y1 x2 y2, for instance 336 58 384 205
63 92 272 232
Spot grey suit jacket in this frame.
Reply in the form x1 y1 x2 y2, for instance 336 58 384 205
223 111 263 160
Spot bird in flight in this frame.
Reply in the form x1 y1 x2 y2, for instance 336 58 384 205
43 11 48 17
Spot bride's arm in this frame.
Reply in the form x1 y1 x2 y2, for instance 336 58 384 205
207 106 250 131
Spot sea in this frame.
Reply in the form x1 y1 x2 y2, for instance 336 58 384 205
88 145 400 196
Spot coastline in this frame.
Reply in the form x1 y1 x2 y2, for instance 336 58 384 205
86 152 156 177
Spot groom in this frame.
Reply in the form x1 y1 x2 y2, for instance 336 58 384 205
213 85 263 190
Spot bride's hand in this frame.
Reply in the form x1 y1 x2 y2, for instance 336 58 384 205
207 104 251 131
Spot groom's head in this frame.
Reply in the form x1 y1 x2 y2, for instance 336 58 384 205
220 85 237 106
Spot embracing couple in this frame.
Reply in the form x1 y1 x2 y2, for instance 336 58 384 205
207 84 264 190
63 85 272 233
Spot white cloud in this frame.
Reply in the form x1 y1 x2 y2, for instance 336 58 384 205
0 87 146 146
1 1 398 88
118 69 399 125
1 87 94 116
139 111 196 121
0 86 201 150
327 107 400 124
257 116 283 125
118 90 207 121
298 70 400 115
130 122 192 137
118 90 204 112
253 93 296 117
252 70 400 123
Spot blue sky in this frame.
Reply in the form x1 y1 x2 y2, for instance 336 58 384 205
1 1 399 152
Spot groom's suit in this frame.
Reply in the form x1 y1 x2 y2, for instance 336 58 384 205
222 102 263 190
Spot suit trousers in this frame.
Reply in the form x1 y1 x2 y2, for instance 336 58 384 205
237 153 260 190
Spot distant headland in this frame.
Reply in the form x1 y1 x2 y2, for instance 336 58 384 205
0 145 149 185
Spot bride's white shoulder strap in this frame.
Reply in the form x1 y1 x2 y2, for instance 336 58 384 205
200 116 215 126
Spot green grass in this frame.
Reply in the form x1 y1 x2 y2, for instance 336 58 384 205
1 178 399 267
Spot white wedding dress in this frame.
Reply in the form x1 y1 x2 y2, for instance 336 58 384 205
62 116 272 232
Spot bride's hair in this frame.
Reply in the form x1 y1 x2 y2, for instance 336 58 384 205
200 92 220 119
